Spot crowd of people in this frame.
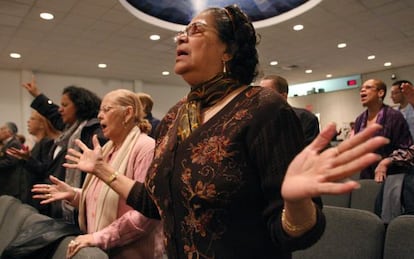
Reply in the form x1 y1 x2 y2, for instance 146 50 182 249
0 4 413 259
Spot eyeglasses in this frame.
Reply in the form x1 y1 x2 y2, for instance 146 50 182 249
174 21 216 42
359 85 378 91
99 105 118 114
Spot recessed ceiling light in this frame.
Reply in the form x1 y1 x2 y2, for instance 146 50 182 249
10 53 21 59
40 12 54 20
337 43 347 48
326 74 332 78
367 55 376 60
98 63 107 68
384 62 392 67
305 69 313 74
162 71 170 75
269 61 278 66
293 24 304 31
150 34 161 41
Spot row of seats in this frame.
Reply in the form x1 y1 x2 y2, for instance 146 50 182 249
293 206 414 259
0 195 108 258
321 179 381 213
294 179 414 259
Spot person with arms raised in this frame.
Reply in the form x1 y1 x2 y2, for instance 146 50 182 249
22 80 107 223
33 89 164 258
57 5 388 259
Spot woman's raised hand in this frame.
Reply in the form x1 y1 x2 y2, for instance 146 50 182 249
281 123 388 203
21 75 41 97
32 175 74 204
63 134 104 174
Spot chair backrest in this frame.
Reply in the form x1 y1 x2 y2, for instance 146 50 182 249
383 215 414 259
293 206 384 259
0 195 37 253
321 193 350 208
350 179 382 213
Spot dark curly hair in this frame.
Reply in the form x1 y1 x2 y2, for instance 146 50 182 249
62 86 101 121
205 5 259 85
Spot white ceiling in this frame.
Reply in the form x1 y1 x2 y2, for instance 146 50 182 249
1 0 413 87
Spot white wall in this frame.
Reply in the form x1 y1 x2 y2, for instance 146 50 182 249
289 87 363 131
0 69 24 131
140 82 188 119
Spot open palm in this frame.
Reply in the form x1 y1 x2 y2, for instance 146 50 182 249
32 175 74 204
64 135 104 174
282 123 388 203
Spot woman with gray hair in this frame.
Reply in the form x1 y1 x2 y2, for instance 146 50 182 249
33 89 164 259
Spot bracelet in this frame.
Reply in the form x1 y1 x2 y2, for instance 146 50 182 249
106 171 119 185
281 204 317 233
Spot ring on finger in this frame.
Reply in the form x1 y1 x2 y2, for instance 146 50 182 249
69 240 79 246
46 193 52 198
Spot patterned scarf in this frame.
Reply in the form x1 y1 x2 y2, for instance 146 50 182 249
177 72 241 142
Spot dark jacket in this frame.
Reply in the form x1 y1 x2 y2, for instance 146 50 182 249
30 94 107 217
0 136 23 197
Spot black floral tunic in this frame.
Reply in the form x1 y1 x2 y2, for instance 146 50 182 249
127 86 325 259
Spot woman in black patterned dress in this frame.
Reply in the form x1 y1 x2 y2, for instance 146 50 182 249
64 5 388 259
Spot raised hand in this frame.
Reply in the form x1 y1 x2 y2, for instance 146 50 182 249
21 75 40 97
32 175 75 204
6 147 31 160
401 82 414 106
282 123 388 203
63 134 104 174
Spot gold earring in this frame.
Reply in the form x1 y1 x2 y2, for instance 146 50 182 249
223 60 227 74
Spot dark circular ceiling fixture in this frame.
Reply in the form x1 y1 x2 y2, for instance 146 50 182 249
119 0 321 31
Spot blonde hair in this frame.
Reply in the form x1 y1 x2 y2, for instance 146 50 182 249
32 110 61 139
136 92 154 115
109 89 152 134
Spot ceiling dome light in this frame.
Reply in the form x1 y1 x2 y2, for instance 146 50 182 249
337 43 347 48
40 12 54 20
384 62 392 67
326 74 332 78
269 61 278 66
98 63 107 68
367 55 376 60
305 69 313 74
293 24 304 31
120 0 322 30
162 71 170 75
9 53 21 59
150 34 161 41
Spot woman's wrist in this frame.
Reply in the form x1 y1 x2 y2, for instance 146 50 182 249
106 171 119 185
69 187 79 206
94 163 114 181
281 199 317 236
